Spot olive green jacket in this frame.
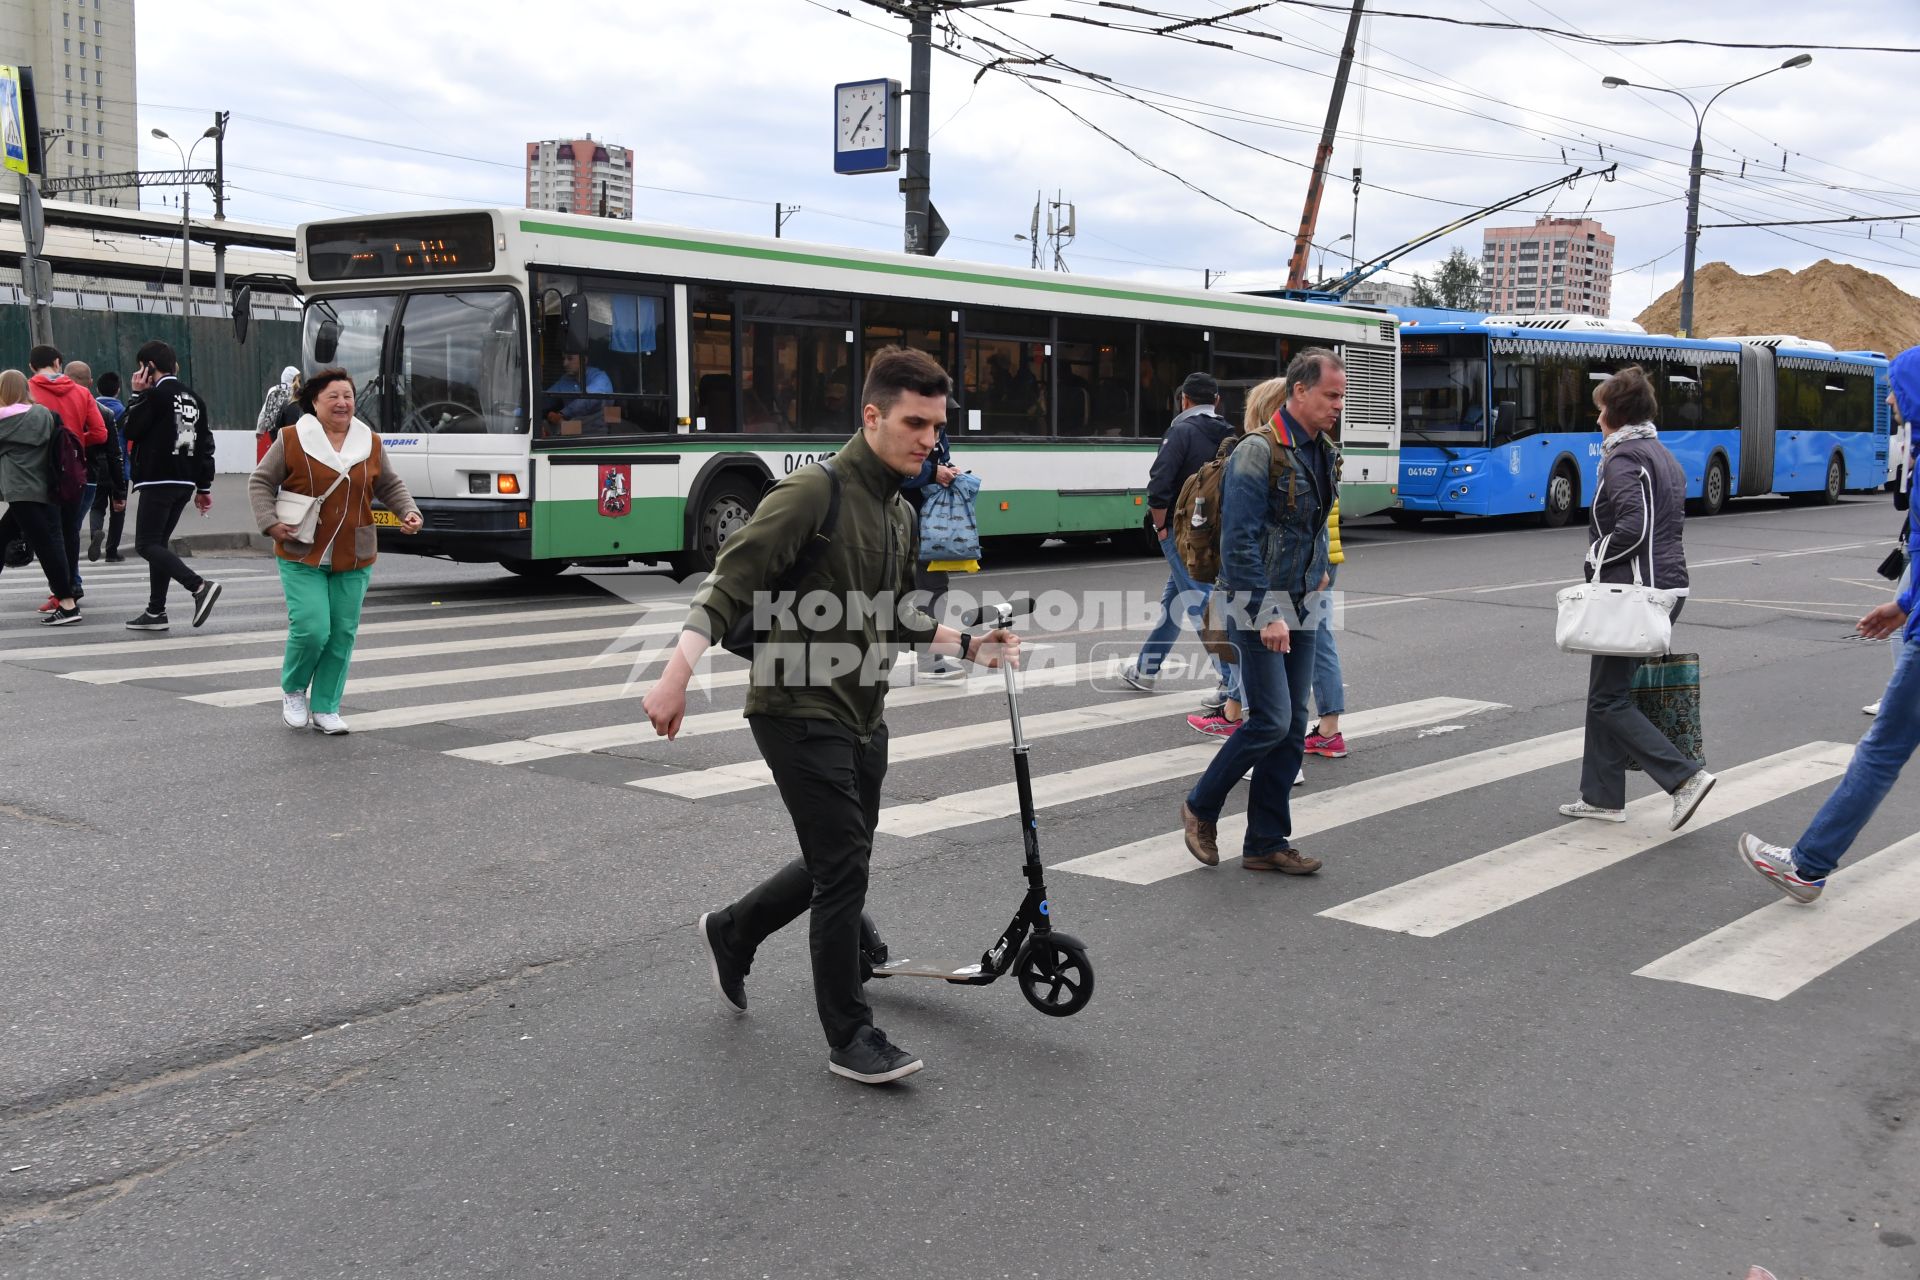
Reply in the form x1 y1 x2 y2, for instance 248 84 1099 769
685 430 939 737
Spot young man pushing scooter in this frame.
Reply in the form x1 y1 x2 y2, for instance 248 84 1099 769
642 347 1019 1085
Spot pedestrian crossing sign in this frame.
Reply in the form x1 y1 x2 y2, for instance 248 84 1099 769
1 67 26 176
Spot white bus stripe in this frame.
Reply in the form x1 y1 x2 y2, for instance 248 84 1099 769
1634 834 1920 1000
879 697 1507 838
1317 743 1854 937
1053 725 1578 884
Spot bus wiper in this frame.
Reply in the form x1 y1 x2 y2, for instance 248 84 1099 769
1401 426 1459 460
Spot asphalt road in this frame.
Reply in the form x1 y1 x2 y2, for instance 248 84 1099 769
1 495 1915 1280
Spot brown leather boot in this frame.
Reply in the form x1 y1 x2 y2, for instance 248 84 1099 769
1180 802 1219 866
1242 846 1321 875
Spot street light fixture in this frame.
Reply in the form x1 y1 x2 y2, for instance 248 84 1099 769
150 125 220 316
1317 233 1353 284
1601 54 1813 336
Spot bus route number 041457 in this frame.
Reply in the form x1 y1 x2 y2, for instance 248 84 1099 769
783 452 832 474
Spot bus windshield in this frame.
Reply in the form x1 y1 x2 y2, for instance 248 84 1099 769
304 290 529 436
1400 335 1489 448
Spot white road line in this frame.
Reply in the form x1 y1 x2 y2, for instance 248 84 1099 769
1317 742 1853 937
7 601 665 663
1052 721 1570 884
879 697 1508 838
632 686 1204 799
1634 833 1920 1000
447 657 1138 764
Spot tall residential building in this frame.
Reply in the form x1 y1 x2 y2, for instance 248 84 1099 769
0 0 138 206
1479 216 1615 317
525 136 633 220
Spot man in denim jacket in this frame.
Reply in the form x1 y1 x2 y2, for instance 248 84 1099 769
1180 349 1340 874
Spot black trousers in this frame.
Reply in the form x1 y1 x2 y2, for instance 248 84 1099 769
90 480 127 555
716 715 889 1049
134 485 204 615
1579 598 1699 809
0 501 75 599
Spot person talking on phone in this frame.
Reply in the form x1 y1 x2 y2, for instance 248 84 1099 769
121 341 221 631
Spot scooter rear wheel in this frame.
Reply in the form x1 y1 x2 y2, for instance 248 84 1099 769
1016 933 1094 1017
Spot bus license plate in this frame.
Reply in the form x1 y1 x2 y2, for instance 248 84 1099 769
371 509 401 527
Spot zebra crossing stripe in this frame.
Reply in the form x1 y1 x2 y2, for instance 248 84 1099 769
447 657 1133 764
633 687 1203 799
13 602 664 665
1634 833 1920 1000
879 697 1508 839
1052 724 1580 884
1317 742 1855 937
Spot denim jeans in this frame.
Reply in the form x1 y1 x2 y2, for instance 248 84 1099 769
60 483 95 591
1138 531 1234 692
1309 564 1344 718
1794 629 1920 879
1184 613 1316 857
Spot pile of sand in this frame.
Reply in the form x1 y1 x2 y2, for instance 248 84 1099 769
1635 259 1920 356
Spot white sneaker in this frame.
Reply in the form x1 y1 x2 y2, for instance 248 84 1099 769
1294 766 1305 787
1669 769 1717 832
311 712 350 735
281 690 310 729
1559 799 1627 823
1864 700 1880 716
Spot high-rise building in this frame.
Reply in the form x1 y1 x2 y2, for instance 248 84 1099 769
1479 216 1615 317
525 135 633 220
0 0 138 206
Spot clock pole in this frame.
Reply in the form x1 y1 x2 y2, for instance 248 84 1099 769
900 3 934 256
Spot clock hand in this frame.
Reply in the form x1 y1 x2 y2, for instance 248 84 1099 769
853 105 874 136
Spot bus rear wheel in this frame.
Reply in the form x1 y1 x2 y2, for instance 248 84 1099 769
1387 509 1426 528
1821 455 1844 505
1539 464 1578 528
681 473 762 576
1688 458 1729 517
499 557 569 579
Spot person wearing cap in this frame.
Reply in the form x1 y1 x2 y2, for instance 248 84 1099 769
1123 371 1238 704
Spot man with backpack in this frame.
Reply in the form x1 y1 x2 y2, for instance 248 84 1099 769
27 345 107 611
1179 349 1343 876
122 340 222 631
84 367 130 563
1123 372 1236 709
643 348 1019 1086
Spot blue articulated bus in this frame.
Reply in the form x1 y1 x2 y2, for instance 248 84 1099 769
1387 309 1889 527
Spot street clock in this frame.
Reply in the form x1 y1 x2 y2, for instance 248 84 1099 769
833 78 901 175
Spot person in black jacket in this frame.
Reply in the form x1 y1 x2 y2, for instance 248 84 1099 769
1559 365 1715 832
121 340 222 632
72 364 128 563
1123 371 1236 697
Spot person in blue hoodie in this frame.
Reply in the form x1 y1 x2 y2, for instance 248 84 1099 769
1737 345 1920 904
83 367 129 562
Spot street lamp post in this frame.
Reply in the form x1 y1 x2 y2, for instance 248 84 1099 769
1602 54 1812 337
150 125 219 317
1317 233 1353 285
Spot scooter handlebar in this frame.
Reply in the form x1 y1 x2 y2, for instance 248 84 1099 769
960 596 1035 629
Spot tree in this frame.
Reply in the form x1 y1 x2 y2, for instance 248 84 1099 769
1411 246 1484 310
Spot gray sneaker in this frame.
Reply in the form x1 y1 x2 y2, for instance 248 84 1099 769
1119 662 1156 693
1736 833 1824 904
1558 799 1626 823
1198 685 1229 714
1669 769 1716 831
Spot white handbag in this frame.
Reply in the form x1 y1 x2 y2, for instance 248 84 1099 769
273 471 347 545
1555 467 1678 657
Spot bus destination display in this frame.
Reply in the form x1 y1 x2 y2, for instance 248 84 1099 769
306 214 496 280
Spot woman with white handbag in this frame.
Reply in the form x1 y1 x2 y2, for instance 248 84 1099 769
1559 366 1716 831
248 367 421 735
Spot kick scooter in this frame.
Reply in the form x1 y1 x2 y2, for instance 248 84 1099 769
859 597 1094 1017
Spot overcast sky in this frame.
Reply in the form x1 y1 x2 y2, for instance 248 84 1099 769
131 0 1920 320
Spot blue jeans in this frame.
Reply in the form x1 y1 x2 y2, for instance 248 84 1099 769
1795 630 1920 878
60 483 95 591
1310 564 1344 718
1184 615 1316 857
1138 531 1235 693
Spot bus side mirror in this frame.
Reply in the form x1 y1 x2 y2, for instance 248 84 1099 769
314 317 341 365
231 285 252 345
562 292 591 356
1494 401 1517 439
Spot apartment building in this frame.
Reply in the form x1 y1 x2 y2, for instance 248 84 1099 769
525 135 633 220
0 0 137 206
1479 216 1615 317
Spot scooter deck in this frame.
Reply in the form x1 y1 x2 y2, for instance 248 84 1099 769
871 958 988 982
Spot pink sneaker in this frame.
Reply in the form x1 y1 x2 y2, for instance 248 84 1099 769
1304 732 1347 758
1186 713 1241 739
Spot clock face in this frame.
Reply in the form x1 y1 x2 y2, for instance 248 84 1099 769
836 82 888 153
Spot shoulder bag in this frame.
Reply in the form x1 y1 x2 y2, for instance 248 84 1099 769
274 470 348 545
1554 467 1678 657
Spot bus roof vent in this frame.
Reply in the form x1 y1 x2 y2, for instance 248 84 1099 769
1715 334 1836 352
1482 313 1646 334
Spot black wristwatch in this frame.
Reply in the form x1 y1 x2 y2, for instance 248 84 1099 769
961 632 983 663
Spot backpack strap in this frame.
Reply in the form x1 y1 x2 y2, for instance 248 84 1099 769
778 459 840 588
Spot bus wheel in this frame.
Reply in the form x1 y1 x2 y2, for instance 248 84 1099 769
687 474 761 575
1688 458 1729 517
499 557 569 579
1820 455 1844 505
1539 464 1577 528
1386 509 1426 528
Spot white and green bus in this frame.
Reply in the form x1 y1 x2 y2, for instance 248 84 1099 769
276 207 1400 577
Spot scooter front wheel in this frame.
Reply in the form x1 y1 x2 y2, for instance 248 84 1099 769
1016 933 1094 1017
